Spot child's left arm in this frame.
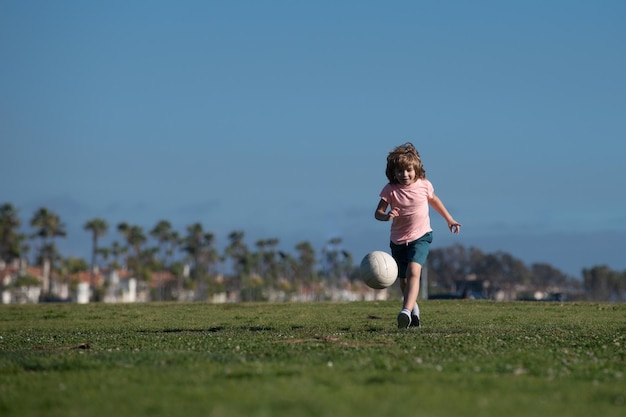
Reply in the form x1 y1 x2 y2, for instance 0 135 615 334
428 193 462 234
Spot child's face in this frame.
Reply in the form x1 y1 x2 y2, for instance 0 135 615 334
394 166 416 185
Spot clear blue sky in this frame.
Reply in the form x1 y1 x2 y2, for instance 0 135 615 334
2 0 625 278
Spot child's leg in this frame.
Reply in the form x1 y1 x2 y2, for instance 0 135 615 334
402 262 422 311
400 278 419 311
400 277 407 295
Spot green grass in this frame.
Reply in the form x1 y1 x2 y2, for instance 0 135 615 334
0 300 624 417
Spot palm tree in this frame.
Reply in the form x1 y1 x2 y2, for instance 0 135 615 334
182 223 217 300
84 218 108 299
256 238 279 288
295 241 317 294
165 230 181 299
183 223 204 284
30 208 66 294
322 237 343 283
117 222 146 260
117 222 148 286
225 231 249 278
30 208 67 247
150 220 174 300
36 242 61 295
19 237 30 267
150 220 173 256
340 250 354 280
0 203 22 263
254 239 267 277
96 247 111 266
110 240 126 269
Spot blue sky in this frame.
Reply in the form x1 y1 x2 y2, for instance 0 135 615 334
1 0 625 278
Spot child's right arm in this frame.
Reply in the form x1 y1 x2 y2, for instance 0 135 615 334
374 199 399 222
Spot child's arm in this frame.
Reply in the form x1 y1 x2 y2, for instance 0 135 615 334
428 193 461 234
374 199 399 222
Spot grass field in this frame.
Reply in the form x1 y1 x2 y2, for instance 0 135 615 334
0 300 624 417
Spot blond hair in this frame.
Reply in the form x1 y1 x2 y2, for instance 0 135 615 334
385 142 426 184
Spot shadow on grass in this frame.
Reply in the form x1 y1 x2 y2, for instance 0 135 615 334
137 327 224 334
136 325 279 334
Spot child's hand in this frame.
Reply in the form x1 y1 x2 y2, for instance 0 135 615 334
387 207 400 220
449 222 461 234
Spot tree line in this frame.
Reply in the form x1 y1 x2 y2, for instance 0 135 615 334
427 245 625 302
0 203 354 302
1 203 624 302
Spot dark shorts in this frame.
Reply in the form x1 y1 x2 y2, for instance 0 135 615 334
390 232 433 279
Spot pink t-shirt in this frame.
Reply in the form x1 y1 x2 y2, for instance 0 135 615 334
379 179 434 245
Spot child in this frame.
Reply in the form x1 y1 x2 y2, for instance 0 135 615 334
374 143 461 328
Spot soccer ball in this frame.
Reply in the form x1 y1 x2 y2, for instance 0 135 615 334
360 251 398 289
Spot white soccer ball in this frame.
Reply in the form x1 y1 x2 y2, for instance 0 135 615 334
360 251 398 289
